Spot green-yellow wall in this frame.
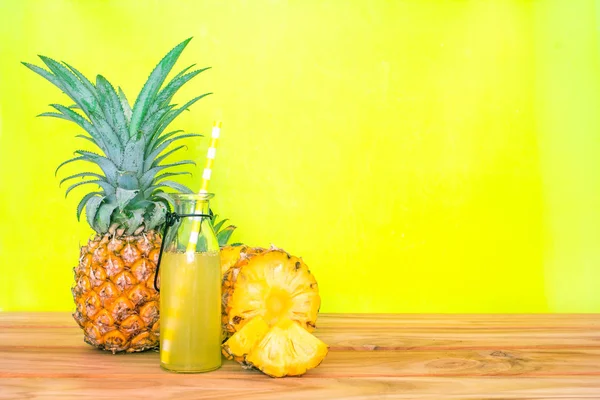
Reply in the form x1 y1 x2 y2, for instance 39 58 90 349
1 0 599 313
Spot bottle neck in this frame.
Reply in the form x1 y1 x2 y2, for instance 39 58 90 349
173 199 210 216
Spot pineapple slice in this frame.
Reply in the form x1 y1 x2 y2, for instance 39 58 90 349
246 318 328 378
224 248 320 335
221 316 270 363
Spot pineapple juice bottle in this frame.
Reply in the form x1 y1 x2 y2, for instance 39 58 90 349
158 193 222 373
160 251 221 372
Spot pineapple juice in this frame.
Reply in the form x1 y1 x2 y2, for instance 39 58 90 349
160 251 222 373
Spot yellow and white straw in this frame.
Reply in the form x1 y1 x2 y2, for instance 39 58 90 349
186 120 221 255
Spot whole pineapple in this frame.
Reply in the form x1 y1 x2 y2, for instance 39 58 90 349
24 38 227 353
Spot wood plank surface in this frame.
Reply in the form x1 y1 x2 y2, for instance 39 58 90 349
1 313 599 399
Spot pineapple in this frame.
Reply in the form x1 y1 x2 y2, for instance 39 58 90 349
24 38 229 353
220 246 327 377
220 244 259 275
210 212 236 255
221 315 270 364
246 318 328 377
222 316 328 378
222 246 321 338
219 244 265 335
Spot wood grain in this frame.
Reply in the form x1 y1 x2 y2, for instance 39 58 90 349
1 313 599 399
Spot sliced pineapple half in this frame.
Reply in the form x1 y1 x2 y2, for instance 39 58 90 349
221 315 270 364
220 245 266 338
246 318 328 378
224 248 320 335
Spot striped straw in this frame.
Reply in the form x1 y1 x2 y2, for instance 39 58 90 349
186 121 221 254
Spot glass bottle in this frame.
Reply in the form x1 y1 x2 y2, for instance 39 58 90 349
159 193 221 373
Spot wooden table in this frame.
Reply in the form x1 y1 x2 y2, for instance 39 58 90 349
1 313 600 399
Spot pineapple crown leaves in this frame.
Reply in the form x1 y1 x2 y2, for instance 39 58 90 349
209 210 236 247
23 37 213 235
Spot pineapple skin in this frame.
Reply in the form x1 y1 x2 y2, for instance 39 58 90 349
72 231 162 353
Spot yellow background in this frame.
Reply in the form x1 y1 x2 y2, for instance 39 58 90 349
1 0 600 313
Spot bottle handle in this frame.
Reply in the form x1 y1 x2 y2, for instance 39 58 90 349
153 212 212 292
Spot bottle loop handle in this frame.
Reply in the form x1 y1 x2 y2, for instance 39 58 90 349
153 212 212 292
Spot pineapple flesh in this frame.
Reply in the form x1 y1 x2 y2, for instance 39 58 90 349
223 247 321 337
221 315 270 364
247 318 328 377
24 38 223 353
224 316 328 378
220 246 327 377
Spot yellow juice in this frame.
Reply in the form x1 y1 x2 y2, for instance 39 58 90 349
159 251 222 373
